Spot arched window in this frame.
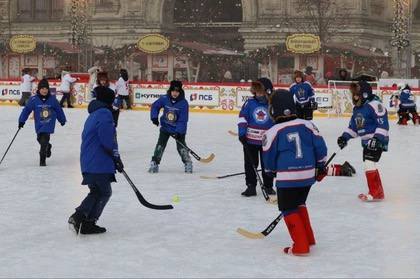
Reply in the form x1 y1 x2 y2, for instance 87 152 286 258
173 0 242 23
16 0 64 21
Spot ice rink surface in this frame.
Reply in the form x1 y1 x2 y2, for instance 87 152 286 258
1 105 420 278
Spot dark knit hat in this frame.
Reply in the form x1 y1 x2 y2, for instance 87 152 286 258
169 80 183 92
269 89 297 121
38 79 50 90
257 78 274 95
95 86 115 105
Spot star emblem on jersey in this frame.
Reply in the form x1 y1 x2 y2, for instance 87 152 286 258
253 107 269 123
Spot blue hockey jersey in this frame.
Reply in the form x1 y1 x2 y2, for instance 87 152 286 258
151 95 189 135
238 97 274 145
399 88 416 108
262 119 328 188
341 99 389 150
289 81 315 105
19 92 66 134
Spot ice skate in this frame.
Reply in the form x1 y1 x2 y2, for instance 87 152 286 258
148 161 159 173
184 161 193 173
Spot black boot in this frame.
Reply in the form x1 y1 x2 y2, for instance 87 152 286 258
40 153 46 167
264 186 276 195
68 211 86 234
46 144 52 158
80 220 106 235
241 185 257 197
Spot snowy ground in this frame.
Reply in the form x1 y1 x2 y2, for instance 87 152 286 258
0 105 420 278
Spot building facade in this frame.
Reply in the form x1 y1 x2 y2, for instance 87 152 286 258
0 0 419 81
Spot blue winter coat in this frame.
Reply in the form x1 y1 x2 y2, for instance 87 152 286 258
80 100 119 174
19 92 66 134
238 97 274 145
151 95 189 135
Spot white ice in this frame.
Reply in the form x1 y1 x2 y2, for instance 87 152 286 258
0 105 420 278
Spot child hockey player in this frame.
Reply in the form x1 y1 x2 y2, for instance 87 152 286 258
115 69 131 110
289 70 317 120
337 80 389 201
395 84 419 125
148 80 192 173
238 78 275 197
92 71 120 127
18 79 66 166
262 89 327 256
68 86 124 234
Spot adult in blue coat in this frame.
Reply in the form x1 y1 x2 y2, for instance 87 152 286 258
148 80 192 173
68 86 124 235
18 79 66 166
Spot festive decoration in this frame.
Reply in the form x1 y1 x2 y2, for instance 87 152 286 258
391 0 410 50
70 0 89 47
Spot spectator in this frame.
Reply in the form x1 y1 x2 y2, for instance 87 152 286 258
304 66 317 85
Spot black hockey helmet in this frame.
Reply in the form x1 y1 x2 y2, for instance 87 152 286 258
350 80 373 107
269 89 297 123
257 77 274 95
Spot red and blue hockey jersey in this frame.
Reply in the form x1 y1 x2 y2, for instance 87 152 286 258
341 98 389 150
238 98 274 145
262 119 328 188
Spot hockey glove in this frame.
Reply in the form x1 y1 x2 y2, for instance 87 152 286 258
18 122 25 129
337 136 348 149
60 122 66 127
239 135 247 145
113 156 124 173
315 164 328 182
152 118 159 127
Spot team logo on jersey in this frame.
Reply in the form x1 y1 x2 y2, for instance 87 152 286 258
355 113 365 129
40 107 51 120
253 107 269 124
297 88 306 99
377 103 384 113
165 111 177 123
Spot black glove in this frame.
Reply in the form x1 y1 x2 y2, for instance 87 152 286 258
239 135 247 145
18 122 25 129
310 100 318 110
171 133 181 140
60 122 66 127
315 164 327 182
337 136 348 149
113 156 124 173
266 171 276 178
152 118 159 127
366 137 383 152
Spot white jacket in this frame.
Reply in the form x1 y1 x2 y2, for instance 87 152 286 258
60 74 77 93
115 77 129 96
20 74 35 93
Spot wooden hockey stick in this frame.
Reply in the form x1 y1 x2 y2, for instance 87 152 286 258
237 213 283 239
200 169 262 180
228 130 238 136
171 136 215 163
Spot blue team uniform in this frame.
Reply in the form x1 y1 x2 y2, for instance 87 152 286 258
289 81 315 106
262 119 328 188
399 88 416 109
238 98 274 145
151 95 189 135
19 93 66 134
341 98 389 150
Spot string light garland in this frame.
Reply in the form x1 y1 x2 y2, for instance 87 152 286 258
391 0 410 50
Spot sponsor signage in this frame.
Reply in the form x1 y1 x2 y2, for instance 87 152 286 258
185 89 219 107
0 84 22 100
9 35 37 54
286 34 321 54
133 88 166 104
315 92 333 108
137 34 170 54
236 88 254 108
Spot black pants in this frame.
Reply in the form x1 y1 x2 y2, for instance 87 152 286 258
296 104 314 120
118 95 131 109
60 92 72 107
77 178 112 221
277 186 311 213
363 147 383 163
152 130 191 164
112 109 120 127
19 92 31 107
243 144 273 189
37 133 50 158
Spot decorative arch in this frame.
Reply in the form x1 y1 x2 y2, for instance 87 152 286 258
144 0 258 26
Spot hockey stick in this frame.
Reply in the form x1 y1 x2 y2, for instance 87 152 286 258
243 144 276 204
237 213 283 239
200 169 262 180
228 130 238 136
0 128 21 166
171 136 215 163
236 152 339 239
122 170 174 210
